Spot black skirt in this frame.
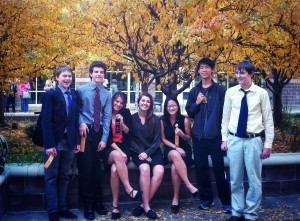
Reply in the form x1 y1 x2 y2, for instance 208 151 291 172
131 147 164 167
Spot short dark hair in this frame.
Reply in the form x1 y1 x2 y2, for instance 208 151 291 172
196 57 215 73
54 65 73 77
89 61 107 74
236 61 255 74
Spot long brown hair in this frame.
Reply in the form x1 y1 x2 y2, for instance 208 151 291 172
137 92 155 140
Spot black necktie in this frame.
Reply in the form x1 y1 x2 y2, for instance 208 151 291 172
65 91 72 115
237 89 248 137
93 87 101 132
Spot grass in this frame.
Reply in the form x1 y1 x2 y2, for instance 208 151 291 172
1 115 300 164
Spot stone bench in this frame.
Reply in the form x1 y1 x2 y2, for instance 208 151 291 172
1 153 300 217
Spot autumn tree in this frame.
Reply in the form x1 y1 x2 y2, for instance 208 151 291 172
0 0 95 125
90 0 211 97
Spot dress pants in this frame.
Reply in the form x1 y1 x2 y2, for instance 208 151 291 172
44 146 74 213
227 135 263 220
192 137 231 205
77 126 103 204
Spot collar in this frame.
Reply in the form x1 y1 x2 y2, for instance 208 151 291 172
58 85 70 94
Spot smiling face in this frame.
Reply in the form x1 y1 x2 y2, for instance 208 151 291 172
138 95 151 112
235 68 254 89
198 64 214 80
167 100 178 116
90 67 105 86
113 96 124 113
56 70 72 89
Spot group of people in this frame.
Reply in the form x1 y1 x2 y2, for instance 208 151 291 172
3 77 56 113
3 81 31 112
42 58 274 221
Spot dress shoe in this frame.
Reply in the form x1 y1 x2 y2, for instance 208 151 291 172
146 209 158 219
111 206 121 219
222 205 232 214
58 210 77 219
84 204 95 220
132 205 144 217
93 202 108 215
128 189 143 201
227 215 244 221
48 212 59 221
191 190 200 198
198 200 214 210
171 204 180 213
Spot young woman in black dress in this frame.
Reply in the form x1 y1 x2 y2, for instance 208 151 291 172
131 92 164 219
161 97 199 212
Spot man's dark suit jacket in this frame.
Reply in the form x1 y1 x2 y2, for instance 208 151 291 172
41 87 80 150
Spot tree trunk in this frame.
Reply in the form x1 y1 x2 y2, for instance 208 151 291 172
273 93 282 127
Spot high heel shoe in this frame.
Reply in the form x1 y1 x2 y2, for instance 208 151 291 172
171 204 180 213
191 190 200 197
128 189 143 201
111 206 121 219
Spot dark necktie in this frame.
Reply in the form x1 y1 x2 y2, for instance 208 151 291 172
93 87 101 132
65 91 72 115
237 89 248 137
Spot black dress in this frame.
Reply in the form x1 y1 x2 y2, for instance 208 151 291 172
102 108 132 169
130 113 164 166
161 114 193 168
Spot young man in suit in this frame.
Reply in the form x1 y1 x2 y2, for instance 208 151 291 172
41 65 80 221
77 61 112 220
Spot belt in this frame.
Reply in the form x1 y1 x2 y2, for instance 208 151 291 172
229 131 261 138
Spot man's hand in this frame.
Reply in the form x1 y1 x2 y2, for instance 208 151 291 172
221 141 228 151
46 147 57 157
261 148 271 159
79 123 89 137
74 145 80 153
98 141 107 151
196 92 206 105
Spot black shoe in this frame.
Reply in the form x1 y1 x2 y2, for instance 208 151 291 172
171 204 180 213
227 216 244 221
111 206 121 219
132 205 144 217
128 189 143 201
198 200 214 210
222 205 232 214
191 190 200 197
58 210 77 219
84 204 95 220
93 202 108 215
146 209 158 219
48 212 60 221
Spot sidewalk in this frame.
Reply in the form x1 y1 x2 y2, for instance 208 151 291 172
2 195 300 221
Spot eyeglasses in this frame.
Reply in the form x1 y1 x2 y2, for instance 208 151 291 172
167 104 177 108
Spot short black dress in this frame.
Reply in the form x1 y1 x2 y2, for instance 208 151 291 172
162 114 193 168
130 113 164 167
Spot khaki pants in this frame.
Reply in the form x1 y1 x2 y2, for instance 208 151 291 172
227 135 263 220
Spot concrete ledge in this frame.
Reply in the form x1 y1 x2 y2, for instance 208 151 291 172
1 153 300 214
4 153 300 176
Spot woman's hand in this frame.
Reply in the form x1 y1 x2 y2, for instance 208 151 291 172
176 147 186 157
116 114 124 125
